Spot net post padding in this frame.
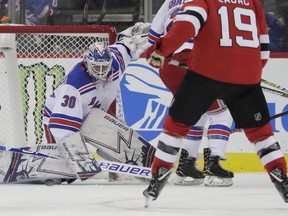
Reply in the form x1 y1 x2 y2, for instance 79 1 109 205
0 33 26 147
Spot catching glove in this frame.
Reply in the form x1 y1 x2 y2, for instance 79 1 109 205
116 22 151 61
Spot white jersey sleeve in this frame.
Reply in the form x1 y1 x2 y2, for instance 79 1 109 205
148 0 170 45
109 44 132 70
148 0 194 53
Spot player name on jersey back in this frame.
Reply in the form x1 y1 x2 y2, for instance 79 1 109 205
218 0 250 6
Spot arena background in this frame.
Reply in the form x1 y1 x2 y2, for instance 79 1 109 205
1 0 288 173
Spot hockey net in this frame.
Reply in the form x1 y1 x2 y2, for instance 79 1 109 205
0 25 117 149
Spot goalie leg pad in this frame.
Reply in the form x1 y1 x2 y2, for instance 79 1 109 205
59 132 102 181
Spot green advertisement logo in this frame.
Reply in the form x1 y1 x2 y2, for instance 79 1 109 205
19 62 65 144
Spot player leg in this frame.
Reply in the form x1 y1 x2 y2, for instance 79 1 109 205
244 125 288 202
144 71 217 202
159 55 205 186
226 84 288 202
204 101 234 187
143 116 189 203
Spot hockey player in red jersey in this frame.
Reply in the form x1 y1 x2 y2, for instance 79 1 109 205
148 0 234 187
143 0 288 205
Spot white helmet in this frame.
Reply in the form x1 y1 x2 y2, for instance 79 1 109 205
84 42 113 81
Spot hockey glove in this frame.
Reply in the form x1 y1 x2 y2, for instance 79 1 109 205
146 39 165 68
132 22 151 36
148 50 165 68
117 22 151 41
116 22 151 61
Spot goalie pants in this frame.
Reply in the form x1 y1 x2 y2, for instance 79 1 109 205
44 124 56 143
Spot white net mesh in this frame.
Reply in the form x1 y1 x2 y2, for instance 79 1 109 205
0 25 117 148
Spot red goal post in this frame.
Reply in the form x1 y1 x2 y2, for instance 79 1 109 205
0 25 117 148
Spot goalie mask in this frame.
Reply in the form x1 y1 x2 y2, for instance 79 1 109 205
84 42 113 81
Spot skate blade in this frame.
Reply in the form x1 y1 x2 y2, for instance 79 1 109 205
174 176 204 186
143 190 154 208
204 176 233 187
273 182 288 203
144 196 152 208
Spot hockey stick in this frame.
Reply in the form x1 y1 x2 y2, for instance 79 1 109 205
261 86 288 98
0 145 64 159
262 85 288 98
96 0 107 24
170 60 288 91
261 79 288 94
270 110 288 120
83 0 89 25
169 59 188 69
93 152 151 179
169 60 288 98
230 110 288 134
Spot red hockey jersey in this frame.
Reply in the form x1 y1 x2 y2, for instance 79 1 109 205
159 0 270 84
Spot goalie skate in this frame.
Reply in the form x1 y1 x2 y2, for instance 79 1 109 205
143 167 171 207
44 179 63 186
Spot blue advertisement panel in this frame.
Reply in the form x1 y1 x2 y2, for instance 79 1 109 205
120 58 288 152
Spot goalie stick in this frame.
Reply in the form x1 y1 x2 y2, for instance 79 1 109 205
93 152 151 179
0 145 63 159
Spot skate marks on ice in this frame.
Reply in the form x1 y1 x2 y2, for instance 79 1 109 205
0 173 288 216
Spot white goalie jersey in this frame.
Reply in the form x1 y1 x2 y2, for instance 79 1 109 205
43 23 151 143
42 44 130 143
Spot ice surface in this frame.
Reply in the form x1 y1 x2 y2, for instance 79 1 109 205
0 173 287 216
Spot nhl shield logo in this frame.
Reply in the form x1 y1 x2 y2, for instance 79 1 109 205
254 112 262 121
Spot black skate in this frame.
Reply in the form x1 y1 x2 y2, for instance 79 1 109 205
270 168 288 202
203 148 234 187
174 149 204 186
143 167 171 207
